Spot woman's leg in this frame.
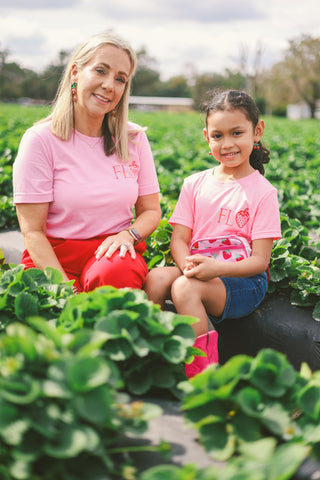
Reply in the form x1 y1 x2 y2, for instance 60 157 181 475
81 250 148 291
144 266 181 309
171 275 227 336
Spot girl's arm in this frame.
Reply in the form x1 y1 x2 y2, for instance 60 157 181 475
16 203 71 282
184 238 273 281
170 223 193 271
95 193 161 259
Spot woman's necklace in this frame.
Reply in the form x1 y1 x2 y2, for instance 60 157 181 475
75 131 103 149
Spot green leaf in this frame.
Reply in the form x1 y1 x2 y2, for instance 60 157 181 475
162 336 187 364
236 387 264 418
298 384 320 420
0 377 41 405
14 291 39 320
67 357 111 392
199 422 236 461
105 337 134 361
73 386 114 424
126 368 152 395
267 442 309 480
43 425 98 458
238 437 277 461
312 300 320 321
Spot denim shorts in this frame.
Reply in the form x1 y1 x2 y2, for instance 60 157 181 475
208 272 268 325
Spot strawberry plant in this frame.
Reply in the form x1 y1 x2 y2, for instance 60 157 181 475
0 319 162 480
0 265 74 330
177 349 320 479
56 286 198 398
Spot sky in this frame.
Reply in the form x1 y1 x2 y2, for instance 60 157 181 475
0 0 319 81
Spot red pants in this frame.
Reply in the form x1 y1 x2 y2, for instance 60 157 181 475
21 236 148 292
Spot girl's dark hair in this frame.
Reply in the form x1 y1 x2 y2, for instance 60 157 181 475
203 89 270 175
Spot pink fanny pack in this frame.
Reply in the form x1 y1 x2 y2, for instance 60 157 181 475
190 235 251 262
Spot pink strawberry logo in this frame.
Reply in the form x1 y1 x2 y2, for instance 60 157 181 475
223 250 232 260
236 208 249 228
129 161 139 175
236 254 245 261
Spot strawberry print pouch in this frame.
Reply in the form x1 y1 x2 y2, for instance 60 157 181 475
190 235 251 262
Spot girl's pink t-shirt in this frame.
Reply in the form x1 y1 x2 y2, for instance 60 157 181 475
13 121 159 239
170 168 281 246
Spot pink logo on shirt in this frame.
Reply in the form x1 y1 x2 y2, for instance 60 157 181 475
235 208 250 228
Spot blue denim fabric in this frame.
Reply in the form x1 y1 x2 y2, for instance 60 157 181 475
208 272 268 324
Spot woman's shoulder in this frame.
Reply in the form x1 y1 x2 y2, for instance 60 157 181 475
128 121 147 135
23 120 53 140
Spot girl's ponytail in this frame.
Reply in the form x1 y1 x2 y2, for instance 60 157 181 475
249 140 270 175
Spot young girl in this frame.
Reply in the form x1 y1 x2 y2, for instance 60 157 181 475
144 89 281 341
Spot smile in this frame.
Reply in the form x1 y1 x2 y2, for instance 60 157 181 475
93 93 111 104
222 151 239 159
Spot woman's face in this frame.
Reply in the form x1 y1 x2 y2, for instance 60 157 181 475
72 44 132 122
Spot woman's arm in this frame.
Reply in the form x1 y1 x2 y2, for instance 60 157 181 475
95 193 161 259
183 238 274 281
16 203 70 283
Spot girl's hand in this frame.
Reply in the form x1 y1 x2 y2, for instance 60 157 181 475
183 254 218 281
95 232 136 260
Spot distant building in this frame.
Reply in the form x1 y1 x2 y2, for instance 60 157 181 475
287 100 320 120
129 96 194 112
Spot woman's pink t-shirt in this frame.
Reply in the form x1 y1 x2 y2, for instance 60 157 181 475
13 121 159 239
170 168 281 246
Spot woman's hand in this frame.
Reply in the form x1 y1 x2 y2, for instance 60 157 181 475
95 231 136 260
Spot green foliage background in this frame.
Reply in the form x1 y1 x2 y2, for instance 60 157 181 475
1 104 320 478
1 104 320 316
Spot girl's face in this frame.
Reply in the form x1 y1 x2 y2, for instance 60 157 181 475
71 44 131 125
204 108 264 173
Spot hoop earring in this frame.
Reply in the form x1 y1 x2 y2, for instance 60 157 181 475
71 82 77 102
253 142 260 150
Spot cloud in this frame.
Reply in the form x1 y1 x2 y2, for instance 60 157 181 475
94 0 265 23
0 0 79 8
6 33 47 56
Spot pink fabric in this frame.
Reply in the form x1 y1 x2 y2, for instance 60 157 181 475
190 235 251 262
185 330 219 378
170 168 281 246
13 121 159 239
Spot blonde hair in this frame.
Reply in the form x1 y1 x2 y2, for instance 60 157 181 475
40 31 138 162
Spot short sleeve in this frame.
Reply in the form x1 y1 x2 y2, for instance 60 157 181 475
13 127 53 204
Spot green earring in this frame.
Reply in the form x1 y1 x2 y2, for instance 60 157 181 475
71 82 77 102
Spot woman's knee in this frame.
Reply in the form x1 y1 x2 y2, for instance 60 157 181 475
82 253 148 291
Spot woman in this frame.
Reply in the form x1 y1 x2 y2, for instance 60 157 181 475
13 31 161 293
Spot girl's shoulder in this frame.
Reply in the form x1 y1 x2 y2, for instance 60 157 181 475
250 170 277 193
184 168 213 185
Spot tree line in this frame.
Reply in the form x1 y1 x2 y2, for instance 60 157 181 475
0 34 319 117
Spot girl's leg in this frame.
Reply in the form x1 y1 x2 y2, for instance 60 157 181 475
171 275 227 336
144 266 181 309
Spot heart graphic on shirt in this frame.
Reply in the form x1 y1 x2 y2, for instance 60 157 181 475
235 208 249 228
129 161 139 175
